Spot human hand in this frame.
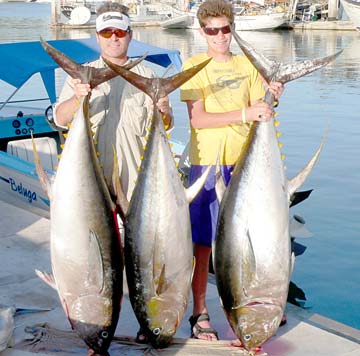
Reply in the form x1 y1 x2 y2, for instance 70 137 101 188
72 78 91 99
268 81 284 100
245 101 274 122
156 96 172 117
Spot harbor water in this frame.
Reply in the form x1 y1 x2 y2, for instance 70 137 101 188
0 2 359 331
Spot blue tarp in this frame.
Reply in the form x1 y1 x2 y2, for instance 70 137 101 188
0 38 182 103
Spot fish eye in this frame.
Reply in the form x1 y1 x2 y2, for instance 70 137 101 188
244 334 251 342
153 327 161 336
101 331 109 339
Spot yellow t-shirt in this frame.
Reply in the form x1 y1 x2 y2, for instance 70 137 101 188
180 53 265 165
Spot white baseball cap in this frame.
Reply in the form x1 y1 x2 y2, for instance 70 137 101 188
96 11 130 32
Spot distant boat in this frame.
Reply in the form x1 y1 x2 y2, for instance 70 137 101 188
160 0 200 29
59 0 170 26
161 0 289 31
233 1 290 31
234 10 289 31
161 13 195 29
340 0 360 30
60 0 98 25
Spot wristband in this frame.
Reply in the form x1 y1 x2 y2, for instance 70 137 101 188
241 108 247 124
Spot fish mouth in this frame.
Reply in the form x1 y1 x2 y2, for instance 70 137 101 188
236 299 281 309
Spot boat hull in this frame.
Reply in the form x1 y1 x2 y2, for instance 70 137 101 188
235 12 288 31
340 0 360 30
0 151 51 219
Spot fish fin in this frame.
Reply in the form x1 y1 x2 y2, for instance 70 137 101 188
40 38 146 89
290 189 313 207
185 165 212 203
156 264 167 295
14 307 53 316
292 240 307 257
102 56 211 101
242 230 257 287
231 30 342 86
290 214 313 239
288 129 327 198
190 256 196 283
35 269 57 290
87 230 104 292
290 252 296 274
31 133 52 200
111 146 129 218
215 160 226 204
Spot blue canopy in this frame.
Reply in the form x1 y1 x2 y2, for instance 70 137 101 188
0 38 182 104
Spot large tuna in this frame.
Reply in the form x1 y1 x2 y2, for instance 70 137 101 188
32 39 145 356
214 31 341 352
103 57 211 348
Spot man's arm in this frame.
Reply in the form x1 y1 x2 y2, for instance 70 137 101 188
54 79 91 127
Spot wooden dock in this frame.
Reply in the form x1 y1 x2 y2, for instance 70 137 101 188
291 19 356 31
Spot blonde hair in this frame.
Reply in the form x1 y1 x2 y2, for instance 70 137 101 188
197 0 234 27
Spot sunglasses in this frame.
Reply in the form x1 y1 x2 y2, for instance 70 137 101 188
98 28 130 39
202 24 232 36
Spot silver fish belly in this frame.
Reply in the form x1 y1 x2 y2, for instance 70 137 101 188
125 109 193 348
49 101 123 354
215 119 290 350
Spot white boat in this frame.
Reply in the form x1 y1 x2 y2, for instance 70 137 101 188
161 13 194 29
340 0 360 30
0 37 182 218
160 0 200 29
235 10 289 31
234 2 290 31
58 0 170 26
59 0 99 25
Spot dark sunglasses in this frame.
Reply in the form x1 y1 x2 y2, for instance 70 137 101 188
98 28 130 39
202 24 232 36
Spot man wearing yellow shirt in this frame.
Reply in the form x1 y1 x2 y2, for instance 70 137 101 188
180 0 284 341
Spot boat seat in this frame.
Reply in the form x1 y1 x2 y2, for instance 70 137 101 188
7 137 58 171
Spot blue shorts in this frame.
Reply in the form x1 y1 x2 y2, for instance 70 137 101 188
189 165 234 247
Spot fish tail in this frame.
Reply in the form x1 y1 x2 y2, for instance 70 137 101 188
102 57 211 101
231 29 342 94
40 38 146 89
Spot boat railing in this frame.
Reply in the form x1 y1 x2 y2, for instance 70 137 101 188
0 98 50 113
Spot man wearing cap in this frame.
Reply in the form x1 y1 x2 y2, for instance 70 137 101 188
54 1 173 202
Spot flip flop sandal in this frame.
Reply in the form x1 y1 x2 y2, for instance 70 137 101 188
189 313 219 340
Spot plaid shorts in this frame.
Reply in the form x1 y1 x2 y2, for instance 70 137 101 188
189 164 234 247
